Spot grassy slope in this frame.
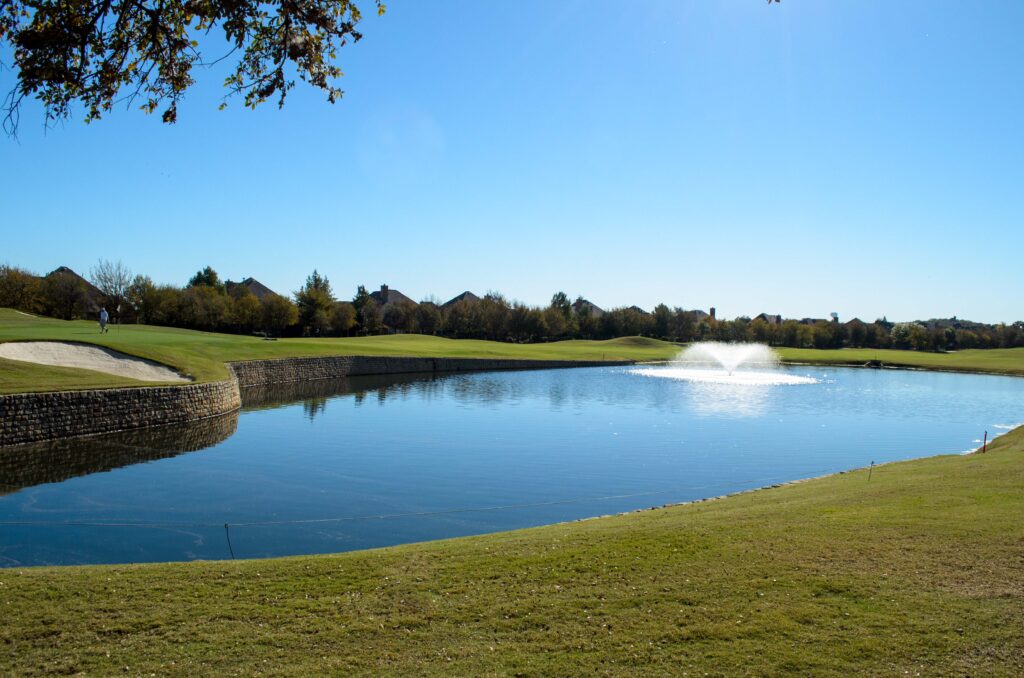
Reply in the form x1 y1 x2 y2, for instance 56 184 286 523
2 427 1021 675
0 357 167 394
778 346 1024 376
3 309 1024 394
0 310 677 391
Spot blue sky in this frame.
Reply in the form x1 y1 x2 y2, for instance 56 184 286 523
2 1 1021 323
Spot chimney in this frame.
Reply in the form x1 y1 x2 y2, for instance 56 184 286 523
380 284 389 302
709 307 716 320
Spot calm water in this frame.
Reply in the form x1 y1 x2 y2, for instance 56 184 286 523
1 365 1021 567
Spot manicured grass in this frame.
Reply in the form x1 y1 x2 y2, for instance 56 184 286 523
2 427 1021 674
0 357 166 394
778 346 1024 376
0 309 679 391
3 309 1024 394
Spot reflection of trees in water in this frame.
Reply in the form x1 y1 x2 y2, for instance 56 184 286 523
0 411 239 495
242 368 645 418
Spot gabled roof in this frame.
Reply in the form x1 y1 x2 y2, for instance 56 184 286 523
627 305 649 315
370 285 417 307
754 313 783 325
442 291 480 308
226 277 278 300
572 298 604 317
45 266 103 310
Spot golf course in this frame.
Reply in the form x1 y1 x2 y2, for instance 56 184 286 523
3 309 1024 394
1 309 1023 674
1 423 1021 674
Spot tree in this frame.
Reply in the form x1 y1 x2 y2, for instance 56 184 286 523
330 302 356 336
261 294 298 336
232 292 263 332
187 266 224 292
1 0 385 133
127 274 157 323
652 303 671 339
90 259 132 314
294 269 335 333
359 297 382 334
415 302 441 335
550 291 572 321
0 264 42 313
40 270 90 319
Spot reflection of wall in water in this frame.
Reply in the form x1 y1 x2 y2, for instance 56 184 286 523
240 372 445 418
0 410 238 495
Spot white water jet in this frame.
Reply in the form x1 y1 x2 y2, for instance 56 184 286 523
631 342 818 386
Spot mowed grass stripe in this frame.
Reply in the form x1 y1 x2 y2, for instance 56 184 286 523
1 427 1021 674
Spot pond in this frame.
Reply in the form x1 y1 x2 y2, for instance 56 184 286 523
1 365 1021 566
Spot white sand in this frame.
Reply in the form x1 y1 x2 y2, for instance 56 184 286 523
0 341 191 383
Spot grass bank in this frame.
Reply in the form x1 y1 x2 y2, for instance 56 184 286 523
0 309 677 392
3 309 1024 394
2 427 1021 675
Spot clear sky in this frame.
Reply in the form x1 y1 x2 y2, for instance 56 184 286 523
2 1 1022 323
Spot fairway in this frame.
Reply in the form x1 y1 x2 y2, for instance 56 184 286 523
3 309 1024 394
2 424 1021 675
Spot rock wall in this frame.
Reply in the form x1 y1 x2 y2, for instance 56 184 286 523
0 410 239 495
0 355 632 446
0 380 241 447
228 355 630 387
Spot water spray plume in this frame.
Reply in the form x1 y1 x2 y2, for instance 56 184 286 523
631 342 818 386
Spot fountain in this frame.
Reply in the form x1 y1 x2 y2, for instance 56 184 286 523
631 342 818 386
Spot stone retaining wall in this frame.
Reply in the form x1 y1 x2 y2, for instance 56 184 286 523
228 355 631 387
0 380 241 447
0 410 239 494
0 356 632 446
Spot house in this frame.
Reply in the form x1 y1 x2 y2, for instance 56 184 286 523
799 317 828 326
753 313 783 325
225 277 279 300
572 298 604 318
442 291 480 308
627 305 649 316
370 284 417 309
44 266 103 313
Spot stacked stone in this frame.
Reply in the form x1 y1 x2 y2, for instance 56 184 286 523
0 380 241 447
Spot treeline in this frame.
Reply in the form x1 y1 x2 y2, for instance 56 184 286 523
2 262 1022 351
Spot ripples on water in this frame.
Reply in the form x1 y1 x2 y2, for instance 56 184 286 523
1 365 1021 566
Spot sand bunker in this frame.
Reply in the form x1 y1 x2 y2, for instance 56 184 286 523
0 342 191 383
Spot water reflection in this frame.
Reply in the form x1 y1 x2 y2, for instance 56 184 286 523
0 411 238 496
685 382 773 418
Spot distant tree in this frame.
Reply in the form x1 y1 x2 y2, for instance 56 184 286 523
179 284 230 330
479 293 510 340
294 269 335 334
1 0 386 133
652 304 671 339
541 306 569 340
415 302 442 335
382 300 418 334
232 292 263 333
40 270 91 319
187 266 224 292
352 285 372 314
261 294 298 337
359 298 382 334
127 274 157 323
550 291 572 321
0 264 42 313
330 302 357 336
890 322 914 349
90 259 132 316
907 323 930 351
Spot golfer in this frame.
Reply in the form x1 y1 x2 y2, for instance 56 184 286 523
99 307 109 333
